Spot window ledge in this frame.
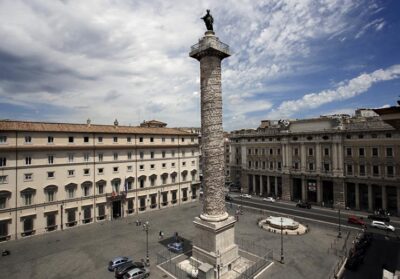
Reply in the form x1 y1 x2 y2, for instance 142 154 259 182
21 230 36 237
66 221 77 227
46 225 58 232
0 235 11 242
82 218 92 224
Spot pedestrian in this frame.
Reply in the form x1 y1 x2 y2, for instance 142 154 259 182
159 230 164 239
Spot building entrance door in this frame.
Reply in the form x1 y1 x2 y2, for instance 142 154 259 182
292 178 302 201
112 200 121 219
322 180 334 207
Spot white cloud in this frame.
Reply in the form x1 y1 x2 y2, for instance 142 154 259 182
267 65 400 119
355 18 385 39
0 0 394 131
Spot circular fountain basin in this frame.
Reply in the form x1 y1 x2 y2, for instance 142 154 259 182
266 216 299 230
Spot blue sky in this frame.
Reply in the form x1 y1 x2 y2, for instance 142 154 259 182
0 0 399 131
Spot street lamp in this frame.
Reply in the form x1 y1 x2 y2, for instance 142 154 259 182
280 217 284 264
337 207 342 239
143 221 150 266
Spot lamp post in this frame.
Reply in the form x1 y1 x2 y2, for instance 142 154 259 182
280 217 284 264
337 208 342 238
143 221 150 266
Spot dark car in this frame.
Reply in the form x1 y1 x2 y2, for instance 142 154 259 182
225 195 233 201
115 262 145 278
296 201 311 209
367 214 390 222
347 216 366 226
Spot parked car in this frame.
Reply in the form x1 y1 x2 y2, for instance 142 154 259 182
240 194 252 199
225 194 233 201
263 197 276 203
347 216 366 226
368 214 390 222
370 221 395 232
229 184 241 192
167 242 184 253
123 267 150 279
296 201 311 209
108 256 132 271
115 262 145 279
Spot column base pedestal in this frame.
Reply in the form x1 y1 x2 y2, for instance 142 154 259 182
192 215 239 278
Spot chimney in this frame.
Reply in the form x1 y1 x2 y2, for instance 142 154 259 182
87 118 91 127
114 119 119 127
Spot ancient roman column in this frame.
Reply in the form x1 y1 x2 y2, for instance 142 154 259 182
190 28 239 278
190 30 230 222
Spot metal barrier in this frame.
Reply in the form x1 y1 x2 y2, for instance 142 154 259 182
157 237 273 279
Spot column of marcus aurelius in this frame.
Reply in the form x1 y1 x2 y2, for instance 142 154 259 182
189 12 239 278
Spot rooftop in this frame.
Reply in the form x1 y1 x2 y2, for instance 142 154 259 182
0 120 193 135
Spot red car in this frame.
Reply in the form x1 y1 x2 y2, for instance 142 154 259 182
347 216 366 226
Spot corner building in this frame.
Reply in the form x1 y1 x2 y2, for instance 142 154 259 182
0 120 200 241
229 110 400 216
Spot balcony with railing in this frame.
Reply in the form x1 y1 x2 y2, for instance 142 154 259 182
190 39 230 55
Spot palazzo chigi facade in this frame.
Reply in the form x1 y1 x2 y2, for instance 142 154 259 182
0 119 200 241
229 109 400 216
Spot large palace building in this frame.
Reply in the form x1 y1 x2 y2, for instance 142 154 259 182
0 119 200 241
228 109 400 216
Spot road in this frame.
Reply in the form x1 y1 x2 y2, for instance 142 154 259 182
227 193 400 236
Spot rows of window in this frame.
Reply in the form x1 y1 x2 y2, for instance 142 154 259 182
235 132 394 144
345 133 393 139
248 160 282 171
247 148 281 156
246 160 332 172
246 147 333 157
0 171 198 209
0 135 197 145
0 188 197 239
246 146 397 159
0 150 197 167
345 147 394 157
14 162 197 183
345 164 395 177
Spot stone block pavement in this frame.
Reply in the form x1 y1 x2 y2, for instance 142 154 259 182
0 201 349 279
